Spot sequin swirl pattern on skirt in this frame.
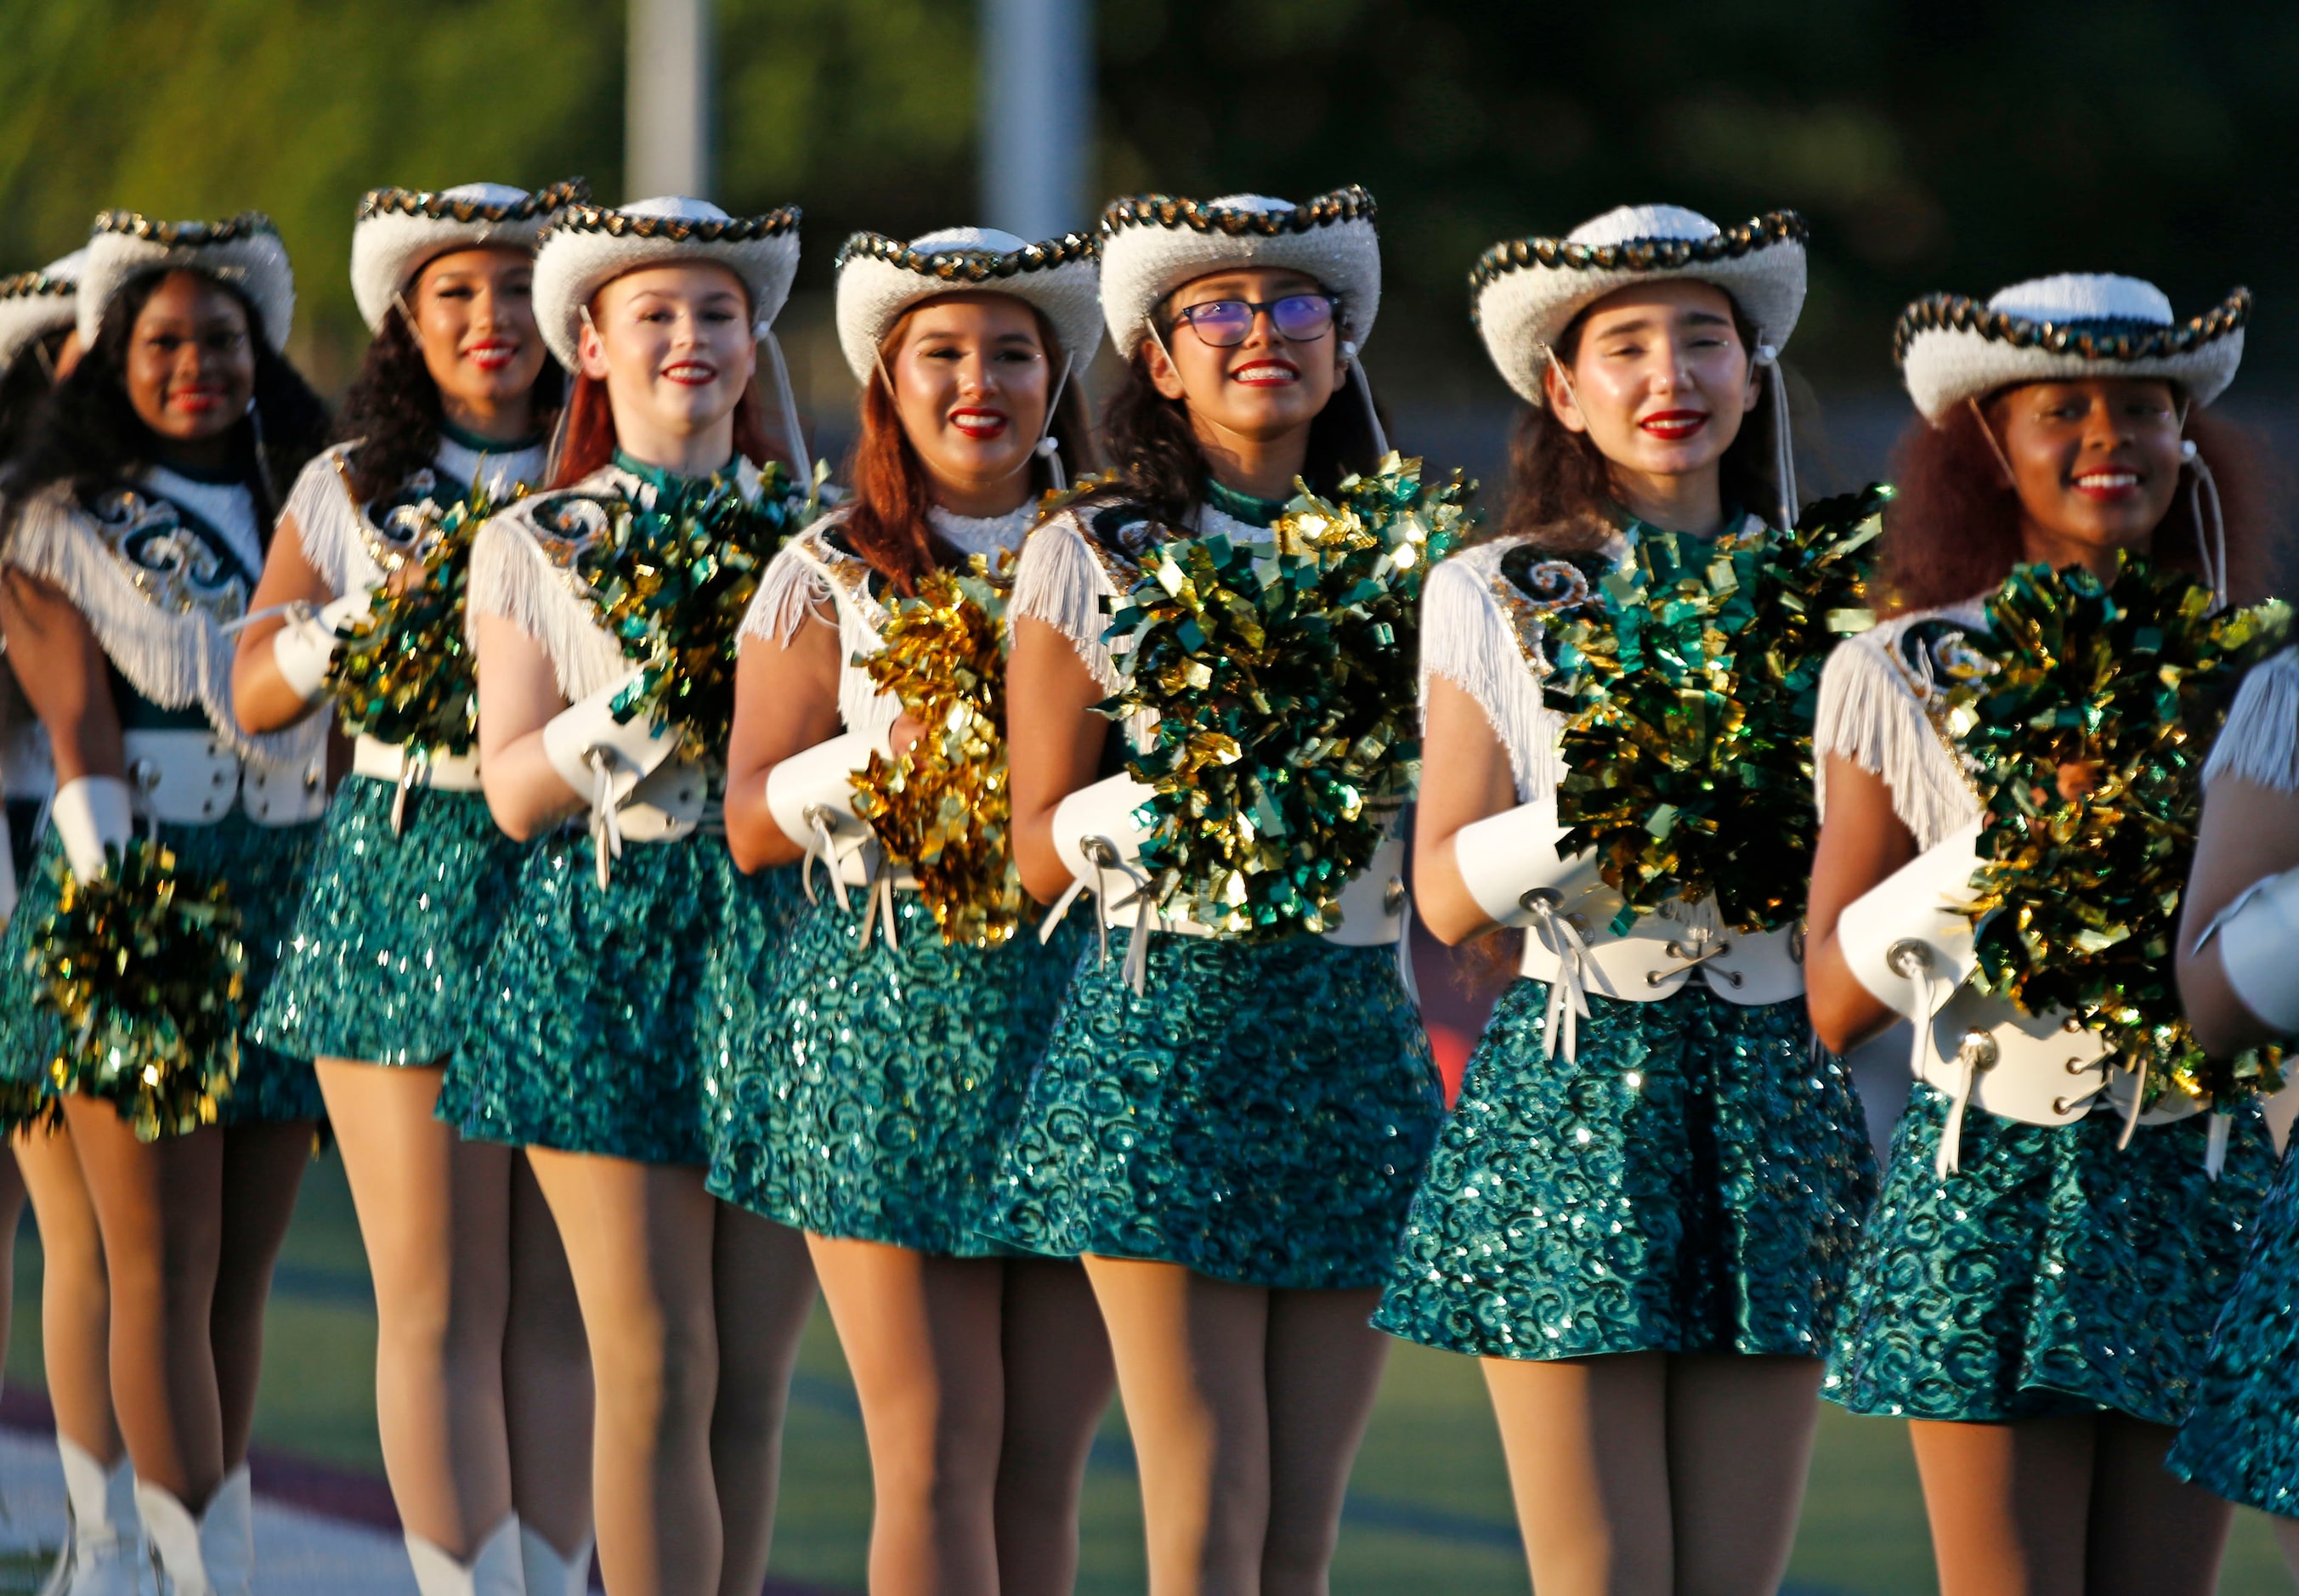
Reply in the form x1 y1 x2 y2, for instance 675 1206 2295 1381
1373 978 1875 1361
2166 1134 2299 1515
710 891 1089 1256
251 778 531 1067
1824 1083 2274 1426
0 815 327 1129
980 927 1443 1290
437 831 741 1165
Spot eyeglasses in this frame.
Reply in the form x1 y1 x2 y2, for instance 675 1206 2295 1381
1169 293 1338 348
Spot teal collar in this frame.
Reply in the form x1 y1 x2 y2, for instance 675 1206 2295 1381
613 448 737 503
440 417 544 455
1202 476 1288 529
1616 502 1759 545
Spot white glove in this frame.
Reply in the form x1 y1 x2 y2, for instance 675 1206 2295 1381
1050 774 1156 892
2207 864 2299 1035
541 669 682 811
50 776 133 883
1836 820 1984 1021
270 591 377 702
765 730 885 904
1452 795 1606 929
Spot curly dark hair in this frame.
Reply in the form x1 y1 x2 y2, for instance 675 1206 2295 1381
1878 396 2285 614
1096 325 1388 526
0 271 329 540
0 328 68 464
335 308 563 504
1473 294 1781 555
840 303 1096 596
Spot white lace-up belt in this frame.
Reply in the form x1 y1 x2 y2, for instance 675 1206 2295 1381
102 729 329 829
351 735 484 835
1906 985 2219 1180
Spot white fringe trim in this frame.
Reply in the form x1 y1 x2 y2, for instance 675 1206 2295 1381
1418 546 1561 802
2206 646 2299 793
6 488 322 767
466 507 628 703
1813 626 1979 850
1012 510 1122 694
281 444 378 598
739 537 837 649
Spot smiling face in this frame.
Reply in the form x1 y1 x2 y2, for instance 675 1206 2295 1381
1145 266 1345 447
1545 280 1759 484
122 270 256 445
883 292 1053 506
408 246 547 419
1980 377 2184 565
579 261 756 443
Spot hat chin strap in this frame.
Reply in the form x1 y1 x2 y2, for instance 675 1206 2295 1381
1340 341 1390 461
1753 342 1798 531
2179 405 2228 606
756 326 813 484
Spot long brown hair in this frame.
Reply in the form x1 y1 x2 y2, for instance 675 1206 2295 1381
1475 295 1779 555
840 301 1094 596
1877 397 2284 614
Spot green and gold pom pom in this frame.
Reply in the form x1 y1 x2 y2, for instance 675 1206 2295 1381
1943 556 2291 1111
1542 485 1887 933
849 557 1029 946
584 462 812 759
326 492 498 757
31 840 249 1141
1102 452 1471 940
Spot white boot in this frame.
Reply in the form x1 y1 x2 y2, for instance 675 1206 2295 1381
407 1514 526 1596
518 1525 593 1596
40 1438 144 1596
133 1469 251 1596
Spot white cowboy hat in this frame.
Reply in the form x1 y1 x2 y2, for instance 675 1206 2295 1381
1897 274 2249 422
349 178 588 331
77 212 296 352
1470 204 1807 407
834 226 1101 384
1097 186 1380 359
531 195 801 371
0 250 85 375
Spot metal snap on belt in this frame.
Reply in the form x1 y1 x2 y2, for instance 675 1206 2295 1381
1383 879 1407 914
1956 1029 2000 1070
1520 887 1563 911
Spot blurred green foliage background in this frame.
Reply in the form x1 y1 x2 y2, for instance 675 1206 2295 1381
2 0 2291 399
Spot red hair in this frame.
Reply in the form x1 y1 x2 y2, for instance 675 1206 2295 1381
1879 398 2285 614
839 301 1091 597
551 369 779 489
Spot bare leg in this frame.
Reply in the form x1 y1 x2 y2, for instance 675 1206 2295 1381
0 1149 23 1381
209 1120 312 1470
59 1098 226 1504
318 1059 514 1554
1083 1255 1271 1596
1907 1414 2092 1596
13 1123 118 1462
994 1257 1114 1596
1665 1355 1822 1596
807 1236 1005 1596
711 1207 813 1596
2085 1414 2230 1596
1481 1352 1672 1595
526 1149 722 1596
1260 1288 1389 1596
505 1152 594 1559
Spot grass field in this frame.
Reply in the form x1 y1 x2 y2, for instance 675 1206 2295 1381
2 1149 2288 1594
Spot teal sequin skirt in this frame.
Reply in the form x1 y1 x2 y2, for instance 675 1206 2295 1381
250 776 529 1067
0 814 326 1130
1825 1084 2274 1426
1373 979 1875 1361
2167 1138 2299 1514
437 831 745 1166
708 891 1088 1255
980 928 1442 1290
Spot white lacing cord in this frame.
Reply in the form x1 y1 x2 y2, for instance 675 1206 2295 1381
1753 341 1798 530
796 803 866 914
2117 1056 2149 1151
585 750 623 890
2206 1112 2231 1180
857 871 900 953
219 598 313 636
390 747 433 837
1521 891 1597 1063
2183 435 2228 606
758 327 813 484
1393 887 1419 1010
1936 1033 1982 1180
1341 341 1390 460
